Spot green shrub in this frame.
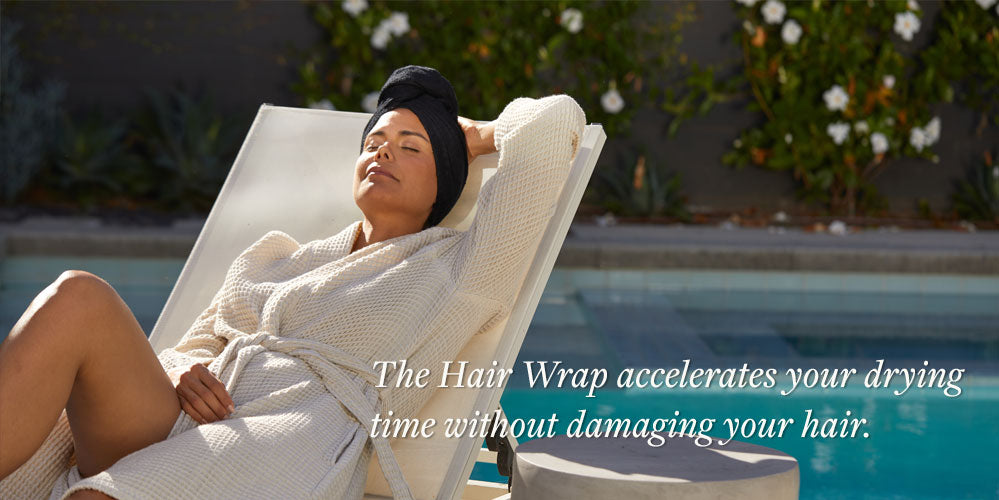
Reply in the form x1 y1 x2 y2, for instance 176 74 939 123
131 87 248 213
952 150 999 222
917 0 999 130
588 146 689 219
0 21 66 204
294 0 696 137
722 0 956 216
46 112 135 211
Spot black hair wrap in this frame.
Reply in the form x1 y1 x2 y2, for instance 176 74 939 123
361 65 468 229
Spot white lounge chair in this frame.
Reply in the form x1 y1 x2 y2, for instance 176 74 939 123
147 104 606 500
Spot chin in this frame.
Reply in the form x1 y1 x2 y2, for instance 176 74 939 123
355 191 395 216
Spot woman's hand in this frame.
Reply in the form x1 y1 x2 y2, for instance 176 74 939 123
457 116 497 163
167 362 235 424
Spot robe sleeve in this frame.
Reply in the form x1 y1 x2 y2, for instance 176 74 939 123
154 227 338 373
156 286 229 372
453 94 586 312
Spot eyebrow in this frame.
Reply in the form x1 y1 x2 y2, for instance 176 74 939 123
368 129 430 144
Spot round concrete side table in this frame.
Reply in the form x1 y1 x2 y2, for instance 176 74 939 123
511 434 799 500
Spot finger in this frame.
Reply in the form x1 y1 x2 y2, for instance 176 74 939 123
179 395 208 425
178 382 225 423
196 366 236 414
178 384 216 423
190 379 230 421
180 370 227 421
178 390 208 424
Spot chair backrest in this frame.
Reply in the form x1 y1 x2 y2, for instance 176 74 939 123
148 104 606 500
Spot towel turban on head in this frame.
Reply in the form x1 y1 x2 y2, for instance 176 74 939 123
361 65 468 229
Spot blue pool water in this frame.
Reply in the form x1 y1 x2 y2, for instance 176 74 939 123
2 258 998 499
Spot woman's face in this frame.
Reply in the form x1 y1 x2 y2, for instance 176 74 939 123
353 108 437 227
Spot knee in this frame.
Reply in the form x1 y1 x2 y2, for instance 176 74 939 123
44 270 117 316
55 270 108 290
53 270 114 301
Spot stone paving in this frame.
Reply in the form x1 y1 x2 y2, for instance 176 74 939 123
3 216 997 274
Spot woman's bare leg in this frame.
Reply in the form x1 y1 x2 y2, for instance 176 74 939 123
0 270 182 480
66 489 115 499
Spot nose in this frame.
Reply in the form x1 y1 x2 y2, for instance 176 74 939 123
375 142 392 161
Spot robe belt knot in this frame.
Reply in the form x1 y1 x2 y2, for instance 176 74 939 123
212 332 415 500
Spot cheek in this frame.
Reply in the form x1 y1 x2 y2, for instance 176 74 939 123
354 154 374 179
354 155 369 176
352 157 368 193
422 161 438 201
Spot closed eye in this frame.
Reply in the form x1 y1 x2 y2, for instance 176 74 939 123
365 145 418 152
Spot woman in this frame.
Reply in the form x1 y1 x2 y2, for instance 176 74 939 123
0 65 585 500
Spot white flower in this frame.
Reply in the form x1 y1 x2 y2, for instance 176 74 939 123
601 88 625 114
993 166 999 179
371 23 391 50
871 132 889 154
734 138 743 148
342 0 368 17
823 84 849 112
735 0 758 5
784 133 793 144
907 0 920 10
924 116 941 144
560 8 584 34
387 11 410 36
828 220 848 236
361 92 379 113
762 0 786 24
854 120 869 134
975 0 997 9
894 11 920 42
595 212 617 227
826 122 850 145
781 19 802 44
309 98 335 111
883 75 895 89
909 127 927 152
907 117 941 152
743 20 755 34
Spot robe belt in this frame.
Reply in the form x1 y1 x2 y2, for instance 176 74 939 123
210 332 415 500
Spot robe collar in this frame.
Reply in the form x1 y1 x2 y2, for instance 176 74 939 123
330 220 363 259
329 219 462 262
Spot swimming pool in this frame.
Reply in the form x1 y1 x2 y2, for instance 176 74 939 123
3 258 997 499
489 269 999 499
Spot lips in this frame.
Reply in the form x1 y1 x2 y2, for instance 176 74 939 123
365 165 398 181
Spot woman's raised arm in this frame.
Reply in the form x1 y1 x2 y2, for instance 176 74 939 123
452 94 586 312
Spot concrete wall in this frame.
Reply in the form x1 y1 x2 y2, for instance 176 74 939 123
5 0 996 215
